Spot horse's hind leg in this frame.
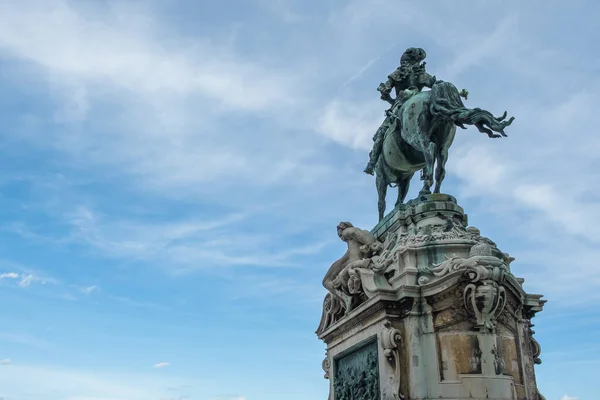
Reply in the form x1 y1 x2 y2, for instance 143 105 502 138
434 145 449 193
395 173 413 207
420 141 436 195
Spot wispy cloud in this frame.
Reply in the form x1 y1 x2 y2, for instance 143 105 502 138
339 55 381 88
0 0 329 201
154 362 170 368
0 262 60 286
315 100 381 150
212 396 246 400
0 271 49 288
159 396 191 400
0 363 197 400
9 204 331 272
0 272 19 281
0 359 12 365
0 332 52 351
107 296 169 312
80 285 98 295
0 1 295 113
17 274 34 288
439 14 521 80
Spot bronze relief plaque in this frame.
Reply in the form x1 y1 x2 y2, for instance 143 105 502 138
333 338 380 400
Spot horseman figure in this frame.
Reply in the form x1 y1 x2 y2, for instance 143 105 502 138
365 48 443 175
362 47 514 221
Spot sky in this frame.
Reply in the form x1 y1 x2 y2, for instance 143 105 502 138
0 0 598 399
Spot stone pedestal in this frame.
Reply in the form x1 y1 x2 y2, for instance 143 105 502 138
317 194 546 400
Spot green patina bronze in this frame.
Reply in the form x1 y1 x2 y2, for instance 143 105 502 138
334 339 380 400
364 47 515 221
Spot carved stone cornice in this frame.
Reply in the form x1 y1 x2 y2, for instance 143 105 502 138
319 299 388 343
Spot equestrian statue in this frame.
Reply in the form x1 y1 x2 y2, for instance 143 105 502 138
364 47 514 221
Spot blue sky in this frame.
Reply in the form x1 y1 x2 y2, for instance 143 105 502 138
0 0 598 399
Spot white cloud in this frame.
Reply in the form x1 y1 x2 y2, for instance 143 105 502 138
440 14 521 80
17 274 35 288
0 0 321 196
561 396 578 400
65 397 138 400
154 362 170 368
0 262 57 289
9 205 329 271
0 270 49 288
0 1 294 113
81 285 98 295
0 272 19 280
0 332 52 351
0 359 12 365
0 363 199 400
212 397 246 400
315 100 381 150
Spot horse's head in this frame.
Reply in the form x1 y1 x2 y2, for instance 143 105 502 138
474 110 515 138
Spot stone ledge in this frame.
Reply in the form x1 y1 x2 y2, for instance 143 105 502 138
371 193 467 240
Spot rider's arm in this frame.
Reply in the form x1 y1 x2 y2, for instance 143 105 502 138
377 79 395 105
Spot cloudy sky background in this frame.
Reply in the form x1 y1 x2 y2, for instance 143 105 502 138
0 0 598 399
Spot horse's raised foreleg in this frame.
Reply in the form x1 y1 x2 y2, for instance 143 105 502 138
419 141 436 195
375 168 388 221
434 145 449 194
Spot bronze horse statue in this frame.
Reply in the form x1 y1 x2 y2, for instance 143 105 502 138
374 80 514 221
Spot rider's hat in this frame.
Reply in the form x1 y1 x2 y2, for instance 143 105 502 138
401 48 426 64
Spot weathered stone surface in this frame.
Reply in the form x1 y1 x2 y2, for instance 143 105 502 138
317 195 546 400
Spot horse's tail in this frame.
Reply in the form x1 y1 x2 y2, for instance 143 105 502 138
429 81 515 137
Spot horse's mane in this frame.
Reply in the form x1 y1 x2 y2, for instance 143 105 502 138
429 81 513 137
429 81 466 120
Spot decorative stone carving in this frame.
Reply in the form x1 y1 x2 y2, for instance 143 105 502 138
322 222 378 314
322 355 331 379
470 346 483 373
381 321 402 363
463 273 507 332
381 320 403 399
417 239 509 332
317 293 345 334
317 222 399 335
529 324 542 365
491 344 505 375
398 219 470 247
418 230 508 283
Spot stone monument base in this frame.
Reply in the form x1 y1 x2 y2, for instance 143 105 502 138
317 195 545 400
